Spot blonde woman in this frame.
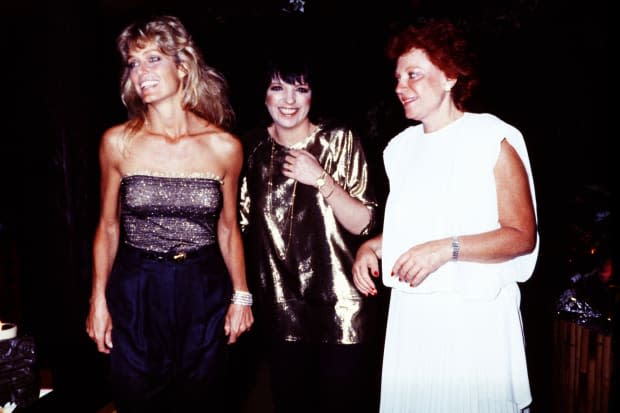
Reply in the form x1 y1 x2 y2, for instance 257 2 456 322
85 15 253 412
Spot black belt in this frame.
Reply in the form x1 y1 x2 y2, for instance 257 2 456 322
125 244 213 263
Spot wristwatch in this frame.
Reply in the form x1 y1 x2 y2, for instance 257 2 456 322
315 171 327 189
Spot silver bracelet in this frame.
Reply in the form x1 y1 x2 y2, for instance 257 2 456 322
231 290 253 306
451 236 460 261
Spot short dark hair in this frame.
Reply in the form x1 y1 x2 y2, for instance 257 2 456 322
259 51 324 124
262 52 313 91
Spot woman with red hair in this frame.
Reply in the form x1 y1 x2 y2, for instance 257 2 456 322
353 19 539 413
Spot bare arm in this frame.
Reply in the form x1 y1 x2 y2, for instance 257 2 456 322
315 172 372 234
457 138 537 261
393 139 537 286
217 134 254 344
86 127 123 354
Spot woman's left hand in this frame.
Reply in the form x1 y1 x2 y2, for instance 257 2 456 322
282 149 324 186
392 239 450 287
224 304 254 344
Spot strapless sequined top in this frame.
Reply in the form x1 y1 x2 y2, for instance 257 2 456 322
120 174 222 253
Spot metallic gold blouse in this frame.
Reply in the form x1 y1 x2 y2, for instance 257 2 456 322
240 125 378 344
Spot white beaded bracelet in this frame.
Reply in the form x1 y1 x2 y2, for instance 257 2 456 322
231 290 253 306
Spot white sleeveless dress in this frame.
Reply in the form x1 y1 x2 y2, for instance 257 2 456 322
380 113 539 413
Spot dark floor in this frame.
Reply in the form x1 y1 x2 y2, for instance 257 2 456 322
240 358 273 413
17 321 615 413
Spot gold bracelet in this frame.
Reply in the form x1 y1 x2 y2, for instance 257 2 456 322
315 171 327 189
321 181 336 199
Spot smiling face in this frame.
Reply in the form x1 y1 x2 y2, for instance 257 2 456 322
265 75 312 129
126 42 186 104
394 48 456 125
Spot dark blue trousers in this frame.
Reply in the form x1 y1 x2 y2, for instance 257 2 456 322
106 244 232 413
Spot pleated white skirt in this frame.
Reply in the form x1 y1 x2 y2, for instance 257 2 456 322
380 283 531 413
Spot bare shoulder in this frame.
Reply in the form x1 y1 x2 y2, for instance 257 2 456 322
199 126 243 160
99 123 129 165
209 127 242 153
100 123 127 150
102 123 127 141
196 126 243 182
498 138 523 168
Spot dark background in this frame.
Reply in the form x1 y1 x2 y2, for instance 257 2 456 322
1 0 610 412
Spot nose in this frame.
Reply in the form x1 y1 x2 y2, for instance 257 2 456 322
284 89 296 104
395 77 407 94
137 62 149 75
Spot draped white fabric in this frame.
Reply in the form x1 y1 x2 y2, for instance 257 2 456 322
379 113 537 412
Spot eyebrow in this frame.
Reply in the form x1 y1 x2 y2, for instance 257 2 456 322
128 46 161 58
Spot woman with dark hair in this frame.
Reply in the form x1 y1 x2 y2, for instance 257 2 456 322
239 52 380 413
353 19 539 413
85 15 253 412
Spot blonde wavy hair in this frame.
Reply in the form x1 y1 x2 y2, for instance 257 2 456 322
117 15 235 136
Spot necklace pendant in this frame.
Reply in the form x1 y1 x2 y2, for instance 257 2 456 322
269 137 297 262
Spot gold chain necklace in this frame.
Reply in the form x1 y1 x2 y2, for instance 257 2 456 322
267 137 298 259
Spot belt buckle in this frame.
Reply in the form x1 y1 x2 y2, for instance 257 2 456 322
172 251 187 262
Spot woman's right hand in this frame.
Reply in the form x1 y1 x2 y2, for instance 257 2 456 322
352 240 380 296
224 303 254 344
86 298 113 354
